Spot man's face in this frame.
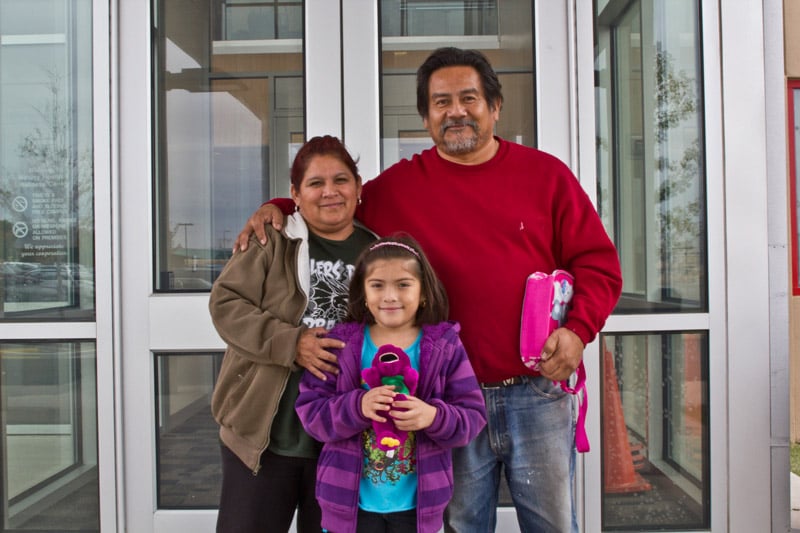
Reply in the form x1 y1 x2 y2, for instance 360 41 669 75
423 65 499 161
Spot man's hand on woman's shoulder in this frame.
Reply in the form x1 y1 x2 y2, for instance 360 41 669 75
234 203 286 252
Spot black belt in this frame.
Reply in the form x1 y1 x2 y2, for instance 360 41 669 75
480 376 524 389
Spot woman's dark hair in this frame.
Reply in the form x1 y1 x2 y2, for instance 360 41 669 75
347 234 449 326
290 135 361 189
416 47 504 118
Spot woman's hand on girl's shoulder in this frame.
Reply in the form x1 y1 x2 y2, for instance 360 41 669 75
296 327 344 380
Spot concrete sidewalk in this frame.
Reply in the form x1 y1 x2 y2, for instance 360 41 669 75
793 472 800 531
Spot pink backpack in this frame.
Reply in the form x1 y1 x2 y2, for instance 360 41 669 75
519 270 589 453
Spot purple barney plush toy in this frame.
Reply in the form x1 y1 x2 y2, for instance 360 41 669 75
361 344 419 452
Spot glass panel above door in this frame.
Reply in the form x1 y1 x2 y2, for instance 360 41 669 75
0 0 95 320
595 0 707 313
379 0 535 168
153 0 305 292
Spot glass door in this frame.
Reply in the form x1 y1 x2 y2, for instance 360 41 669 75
120 1 314 531
341 1 576 531
146 1 307 531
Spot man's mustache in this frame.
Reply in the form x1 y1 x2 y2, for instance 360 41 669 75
440 119 477 134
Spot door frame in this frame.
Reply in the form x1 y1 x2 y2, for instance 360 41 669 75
115 1 754 532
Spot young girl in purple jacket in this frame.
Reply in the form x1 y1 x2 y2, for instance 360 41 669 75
295 235 486 533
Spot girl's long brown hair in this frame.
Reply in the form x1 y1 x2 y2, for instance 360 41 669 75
346 234 449 326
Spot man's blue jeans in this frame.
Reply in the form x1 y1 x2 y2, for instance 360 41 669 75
444 376 578 533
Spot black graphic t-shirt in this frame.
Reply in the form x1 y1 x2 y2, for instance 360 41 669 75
269 226 376 459
303 227 376 328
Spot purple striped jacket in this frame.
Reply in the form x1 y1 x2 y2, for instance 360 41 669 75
296 321 487 533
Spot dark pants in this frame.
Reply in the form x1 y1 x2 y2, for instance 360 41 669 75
354 508 416 533
216 444 322 533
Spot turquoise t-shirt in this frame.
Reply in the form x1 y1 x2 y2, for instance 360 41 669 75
358 328 421 513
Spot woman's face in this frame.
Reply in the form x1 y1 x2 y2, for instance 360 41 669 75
291 154 362 240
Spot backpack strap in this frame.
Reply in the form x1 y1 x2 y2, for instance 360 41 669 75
559 361 589 453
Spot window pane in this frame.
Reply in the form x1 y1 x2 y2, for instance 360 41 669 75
601 333 709 530
595 0 707 313
0 0 95 319
379 0 535 168
225 6 276 40
221 1 302 40
155 353 222 508
792 85 800 291
381 0 497 37
154 0 304 291
0 341 99 531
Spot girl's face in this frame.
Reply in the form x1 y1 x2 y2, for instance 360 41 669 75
364 258 422 332
290 154 362 240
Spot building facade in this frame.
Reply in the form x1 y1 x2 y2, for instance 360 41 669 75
786 1 800 449
0 0 792 532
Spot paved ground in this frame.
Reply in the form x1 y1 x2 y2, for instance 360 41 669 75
793 472 800 531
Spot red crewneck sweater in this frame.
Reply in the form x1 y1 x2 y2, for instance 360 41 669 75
278 138 622 383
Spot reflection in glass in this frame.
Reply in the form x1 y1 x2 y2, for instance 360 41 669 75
379 0 535 168
155 353 222 508
222 0 302 41
601 333 709 530
0 0 95 319
595 0 707 313
381 0 497 37
154 0 304 291
0 341 98 531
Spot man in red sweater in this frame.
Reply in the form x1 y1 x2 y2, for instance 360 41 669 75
236 47 622 533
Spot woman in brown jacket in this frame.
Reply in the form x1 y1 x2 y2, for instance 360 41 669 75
209 136 377 532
